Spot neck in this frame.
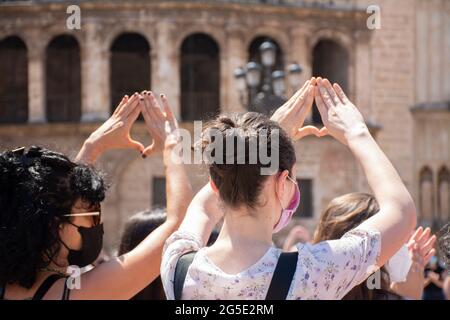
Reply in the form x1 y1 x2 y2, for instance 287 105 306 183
42 248 69 275
216 205 275 248
42 261 68 276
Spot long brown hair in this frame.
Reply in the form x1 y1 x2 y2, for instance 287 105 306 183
313 193 395 300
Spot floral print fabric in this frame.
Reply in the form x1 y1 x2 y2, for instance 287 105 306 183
161 226 381 300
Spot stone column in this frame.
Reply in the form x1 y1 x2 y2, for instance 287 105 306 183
81 22 110 122
290 26 312 120
354 30 372 119
28 37 46 123
224 25 246 113
354 30 374 192
152 21 180 119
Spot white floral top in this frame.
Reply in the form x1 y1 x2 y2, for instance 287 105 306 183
161 226 381 300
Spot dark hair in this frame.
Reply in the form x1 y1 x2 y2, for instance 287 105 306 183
200 112 296 209
118 209 221 300
0 146 106 288
313 193 396 300
118 208 167 300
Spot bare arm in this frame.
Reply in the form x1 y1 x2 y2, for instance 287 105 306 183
428 272 445 288
315 78 417 267
390 227 436 299
66 93 189 299
160 94 193 225
75 94 145 164
178 183 223 246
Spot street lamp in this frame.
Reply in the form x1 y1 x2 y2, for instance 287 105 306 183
234 41 303 115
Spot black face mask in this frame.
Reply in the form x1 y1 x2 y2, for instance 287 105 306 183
62 223 104 268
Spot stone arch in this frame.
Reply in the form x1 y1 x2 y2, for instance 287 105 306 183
438 166 450 224
109 32 151 113
45 34 81 122
419 166 434 224
310 31 352 124
179 32 220 121
0 35 28 123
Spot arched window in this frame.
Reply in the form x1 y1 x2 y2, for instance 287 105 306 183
46 35 81 122
312 39 349 123
0 36 28 123
419 167 434 224
110 33 150 113
438 166 450 225
180 33 220 121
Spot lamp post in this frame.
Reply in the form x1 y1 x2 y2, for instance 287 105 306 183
234 41 303 115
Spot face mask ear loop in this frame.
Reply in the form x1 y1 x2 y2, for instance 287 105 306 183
57 221 79 259
277 171 292 210
281 174 297 210
46 238 72 269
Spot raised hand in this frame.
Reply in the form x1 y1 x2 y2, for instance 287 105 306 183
140 91 179 158
407 226 437 265
271 78 327 140
391 227 437 299
314 78 368 145
76 93 144 163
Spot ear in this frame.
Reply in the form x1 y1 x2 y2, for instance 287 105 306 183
275 169 290 200
209 178 219 194
58 221 69 242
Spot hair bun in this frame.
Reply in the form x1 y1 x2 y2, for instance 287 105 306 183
217 116 236 129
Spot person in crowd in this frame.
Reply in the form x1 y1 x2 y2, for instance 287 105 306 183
118 210 218 300
0 91 191 299
443 275 450 300
282 225 311 252
161 78 417 300
118 209 169 300
313 192 436 299
423 255 447 300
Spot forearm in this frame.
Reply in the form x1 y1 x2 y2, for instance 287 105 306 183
391 280 423 300
75 139 103 164
179 183 222 245
430 278 444 288
165 160 193 225
348 129 416 265
348 129 416 226
76 219 178 299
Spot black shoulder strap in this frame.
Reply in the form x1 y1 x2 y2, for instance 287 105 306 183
265 252 298 300
173 251 196 300
0 284 5 300
62 278 71 300
32 274 63 300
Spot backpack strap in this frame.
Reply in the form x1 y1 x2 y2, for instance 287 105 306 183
32 274 63 300
173 251 196 300
0 284 5 300
265 252 298 300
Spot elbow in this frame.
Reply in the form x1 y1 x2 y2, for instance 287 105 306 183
401 197 417 232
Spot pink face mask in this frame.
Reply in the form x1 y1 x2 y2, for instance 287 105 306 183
273 176 301 234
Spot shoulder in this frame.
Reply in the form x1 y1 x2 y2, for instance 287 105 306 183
288 226 381 300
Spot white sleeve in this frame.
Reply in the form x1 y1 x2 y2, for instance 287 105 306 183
160 230 203 300
290 226 381 300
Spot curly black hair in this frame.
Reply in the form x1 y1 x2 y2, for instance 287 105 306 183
0 146 107 288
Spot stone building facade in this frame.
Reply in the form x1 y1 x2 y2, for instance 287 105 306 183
0 0 449 252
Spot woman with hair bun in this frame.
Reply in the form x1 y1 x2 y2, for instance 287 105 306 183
161 78 417 300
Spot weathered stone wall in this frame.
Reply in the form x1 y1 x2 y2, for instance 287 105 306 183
1 0 449 252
